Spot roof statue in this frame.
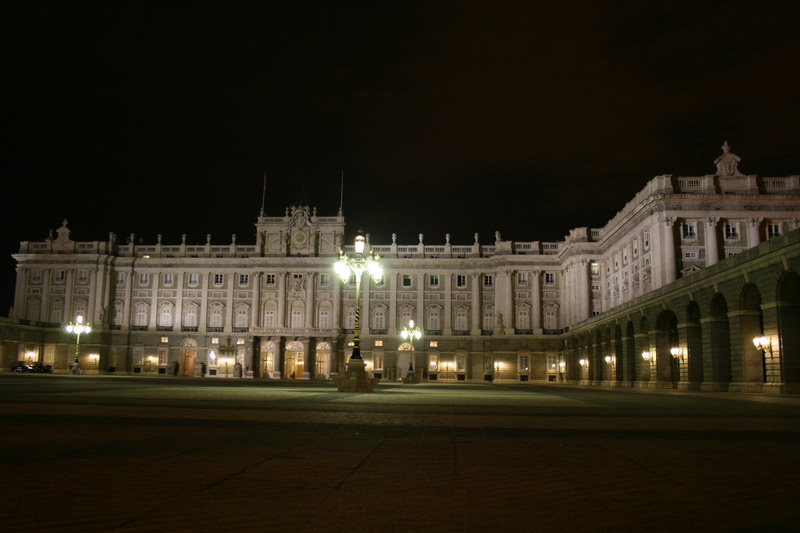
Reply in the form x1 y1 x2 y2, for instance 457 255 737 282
714 141 743 176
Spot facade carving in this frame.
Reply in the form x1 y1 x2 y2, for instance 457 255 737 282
4 145 800 391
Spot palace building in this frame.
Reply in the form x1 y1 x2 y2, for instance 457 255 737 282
5 143 800 392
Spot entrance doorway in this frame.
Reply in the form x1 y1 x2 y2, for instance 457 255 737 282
284 341 305 379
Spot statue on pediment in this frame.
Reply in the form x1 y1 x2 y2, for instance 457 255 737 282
714 141 743 176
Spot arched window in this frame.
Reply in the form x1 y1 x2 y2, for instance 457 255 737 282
135 303 149 327
158 303 173 327
235 305 249 328
208 303 224 328
183 304 198 328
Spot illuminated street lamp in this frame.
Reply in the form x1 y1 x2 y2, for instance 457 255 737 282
333 231 383 393
400 319 422 381
65 315 91 375
334 231 383 361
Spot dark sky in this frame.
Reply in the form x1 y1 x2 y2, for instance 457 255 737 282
4 0 800 314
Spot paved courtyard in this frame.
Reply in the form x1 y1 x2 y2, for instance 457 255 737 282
1 375 799 532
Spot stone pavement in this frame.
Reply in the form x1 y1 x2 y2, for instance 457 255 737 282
1 375 799 532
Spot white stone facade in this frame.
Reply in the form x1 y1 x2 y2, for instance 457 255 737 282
10 145 800 382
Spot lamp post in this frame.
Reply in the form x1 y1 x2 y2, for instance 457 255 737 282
400 319 422 382
65 315 91 375
334 231 383 392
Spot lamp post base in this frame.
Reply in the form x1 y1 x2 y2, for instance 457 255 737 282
336 359 376 392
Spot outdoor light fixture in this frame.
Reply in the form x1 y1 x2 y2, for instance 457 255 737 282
670 347 682 358
579 358 588 367
334 230 383 361
400 319 422 377
604 355 614 363
65 315 91 375
753 336 771 353
641 351 652 360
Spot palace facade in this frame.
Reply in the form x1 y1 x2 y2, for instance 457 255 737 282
5 144 800 391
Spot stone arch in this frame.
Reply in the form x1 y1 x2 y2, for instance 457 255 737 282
736 283 764 390
706 293 732 391
624 320 637 384
613 324 624 384
638 315 652 383
777 271 800 390
655 309 680 388
685 300 703 387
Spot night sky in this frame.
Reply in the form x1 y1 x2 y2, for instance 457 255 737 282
4 0 800 314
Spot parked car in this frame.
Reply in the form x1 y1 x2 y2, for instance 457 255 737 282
11 362 53 373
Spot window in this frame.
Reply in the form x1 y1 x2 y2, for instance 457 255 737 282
209 305 223 328
138 273 149 286
183 307 198 328
78 270 89 283
264 310 276 328
163 273 174 286
374 340 383 347
429 274 440 288
266 274 277 286
455 353 466 372
455 309 468 331
160 336 169 344
55 270 66 282
429 341 438 348
402 275 412 287
239 274 249 286
291 309 303 329
724 223 739 240
188 273 199 287
158 305 173 327
684 250 698 259
135 304 148 327
544 272 555 285
590 262 599 275
427 308 441 330
482 309 494 331
373 308 386 329
768 223 782 239
456 274 467 288
517 272 528 285
544 309 557 330
235 308 248 328
319 309 330 329
682 223 697 239
214 274 224 286
519 355 530 372
320 274 329 286
429 353 439 372
483 275 494 287
116 272 125 285
643 231 650 250
632 240 639 257
516 306 530 330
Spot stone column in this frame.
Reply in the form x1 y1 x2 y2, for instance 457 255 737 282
471 273 481 335
305 272 315 328
663 217 677 285
532 270 542 334
251 272 261 328
277 272 286 328
443 273 452 335
705 218 719 266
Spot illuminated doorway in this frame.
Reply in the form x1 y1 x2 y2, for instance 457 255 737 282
261 341 277 378
285 341 305 379
181 339 197 377
315 342 331 379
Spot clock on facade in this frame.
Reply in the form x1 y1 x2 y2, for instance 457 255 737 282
292 231 307 245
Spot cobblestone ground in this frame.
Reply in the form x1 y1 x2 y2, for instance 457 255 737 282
1 375 799 532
